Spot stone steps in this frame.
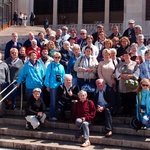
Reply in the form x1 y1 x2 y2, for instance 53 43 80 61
0 124 148 150
0 116 149 137
0 135 140 150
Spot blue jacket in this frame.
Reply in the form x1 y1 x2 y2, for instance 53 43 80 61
136 90 150 121
44 61 65 89
66 53 81 78
4 40 22 60
17 60 45 89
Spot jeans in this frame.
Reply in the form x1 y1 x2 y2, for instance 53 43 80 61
49 88 57 118
75 118 91 140
142 115 150 128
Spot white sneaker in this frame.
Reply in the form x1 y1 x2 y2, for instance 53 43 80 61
50 117 57 121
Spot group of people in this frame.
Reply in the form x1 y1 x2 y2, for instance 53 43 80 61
1 19 150 147
13 11 35 26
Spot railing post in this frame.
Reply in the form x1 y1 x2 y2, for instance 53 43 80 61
20 83 23 110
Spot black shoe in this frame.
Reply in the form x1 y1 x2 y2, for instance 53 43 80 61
75 130 82 139
25 122 33 130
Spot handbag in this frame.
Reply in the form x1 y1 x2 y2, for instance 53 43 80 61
124 79 139 90
81 84 95 93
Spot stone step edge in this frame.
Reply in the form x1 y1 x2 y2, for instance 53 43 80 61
0 126 149 149
0 135 85 150
0 118 149 137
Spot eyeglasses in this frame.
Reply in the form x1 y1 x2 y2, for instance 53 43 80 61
141 84 149 87
80 33 85 35
54 57 60 59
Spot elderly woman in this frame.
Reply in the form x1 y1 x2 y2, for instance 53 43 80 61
44 52 65 121
116 50 140 116
98 49 116 88
117 36 130 59
5 48 23 109
17 51 45 97
26 39 41 59
130 43 144 65
18 46 28 64
73 90 96 147
82 35 99 58
74 46 98 100
56 74 79 120
67 45 82 85
25 88 46 130
97 39 113 62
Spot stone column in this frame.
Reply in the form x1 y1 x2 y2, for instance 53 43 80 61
123 0 146 33
52 0 58 30
104 0 110 32
77 0 83 33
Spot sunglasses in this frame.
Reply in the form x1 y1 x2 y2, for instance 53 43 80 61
141 84 149 87
54 57 60 59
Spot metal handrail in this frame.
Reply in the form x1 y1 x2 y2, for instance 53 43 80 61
0 85 17 103
0 79 16 95
0 80 25 110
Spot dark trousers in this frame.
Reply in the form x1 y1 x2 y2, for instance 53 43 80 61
96 108 113 131
120 92 136 115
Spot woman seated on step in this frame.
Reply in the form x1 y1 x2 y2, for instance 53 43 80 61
73 90 96 147
25 88 46 130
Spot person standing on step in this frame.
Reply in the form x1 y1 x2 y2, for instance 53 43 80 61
0 52 10 117
29 11 35 26
13 11 18 26
44 52 65 121
4 32 22 60
73 90 96 147
5 48 23 110
25 88 46 130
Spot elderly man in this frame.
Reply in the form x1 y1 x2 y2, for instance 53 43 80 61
60 41 73 72
122 19 135 39
4 32 22 60
23 32 41 49
0 53 10 116
56 74 79 120
77 29 87 49
94 79 113 137
92 24 104 44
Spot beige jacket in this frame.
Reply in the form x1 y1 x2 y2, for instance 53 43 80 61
74 55 98 79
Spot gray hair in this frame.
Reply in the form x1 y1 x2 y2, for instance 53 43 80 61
33 88 42 93
80 29 87 34
64 74 73 80
78 90 87 97
31 39 37 44
135 25 142 31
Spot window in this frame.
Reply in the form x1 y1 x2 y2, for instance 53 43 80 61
146 0 150 20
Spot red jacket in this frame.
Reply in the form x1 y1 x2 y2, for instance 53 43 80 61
73 99 96 122
26 46 41 59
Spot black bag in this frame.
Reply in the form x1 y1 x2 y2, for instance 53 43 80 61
130 117 143 131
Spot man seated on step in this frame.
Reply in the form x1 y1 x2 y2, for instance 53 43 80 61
56 74 79 121
25 88 46 130
94 79 113 137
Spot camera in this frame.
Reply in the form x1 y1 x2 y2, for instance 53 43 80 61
56 74 61 82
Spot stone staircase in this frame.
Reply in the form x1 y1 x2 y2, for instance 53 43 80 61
0 109 149 150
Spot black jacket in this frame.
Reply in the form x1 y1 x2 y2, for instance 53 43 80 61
25 95 46 116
